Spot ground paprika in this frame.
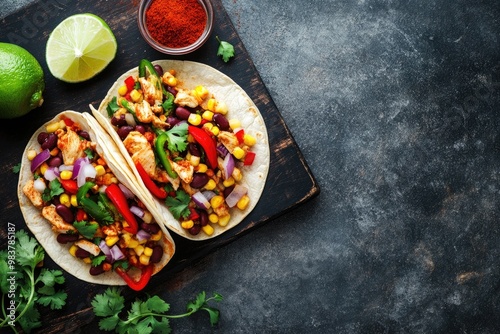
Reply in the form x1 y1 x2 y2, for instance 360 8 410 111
146 0 207 48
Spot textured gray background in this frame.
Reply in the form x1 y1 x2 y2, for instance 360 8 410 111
2 0 500 333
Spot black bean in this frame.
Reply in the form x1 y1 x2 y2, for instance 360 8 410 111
189 224 201 235
41 133 57 150
191 173 209 188
167 115 180 126
213 113 229 131
89 265 104 276
167 86 177 96
199 210 208 226
188 143 201 157
117 125 134 140
175 106 191 120
56 233 79 244
56 204 74 223
141 222 160 234
223 185 235 198
153 64 164 76
48 156 62 167
150 245 163 263
37 132 48 145
78 130 90 140
135 125 146 134
111 115 127 127
75 248 90 259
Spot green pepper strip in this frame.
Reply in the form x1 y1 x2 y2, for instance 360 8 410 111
76 181 114 225
115 264 154 291
154 132 178 179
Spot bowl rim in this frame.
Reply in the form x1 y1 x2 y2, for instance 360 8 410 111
137 0 214 55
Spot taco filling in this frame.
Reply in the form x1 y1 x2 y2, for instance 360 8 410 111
99 59 262 237
20 112 173 291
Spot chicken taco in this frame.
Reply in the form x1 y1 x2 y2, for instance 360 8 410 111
92 59 269 240
17 111 175 290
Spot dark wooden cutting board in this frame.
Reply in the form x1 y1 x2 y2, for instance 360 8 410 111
0 0 319 331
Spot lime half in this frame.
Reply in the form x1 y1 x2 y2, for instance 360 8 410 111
46 13 117 83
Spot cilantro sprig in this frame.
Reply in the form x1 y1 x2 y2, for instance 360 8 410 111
165 189 191 220
0 230 67 333
92 287 222 333
216 36 235 62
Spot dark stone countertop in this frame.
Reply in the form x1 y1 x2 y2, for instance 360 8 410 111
2 0 500 333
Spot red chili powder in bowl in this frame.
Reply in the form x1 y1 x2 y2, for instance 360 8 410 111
145 0 207 48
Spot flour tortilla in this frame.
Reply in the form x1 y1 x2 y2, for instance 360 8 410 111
17 111 175 285
92 60 270 240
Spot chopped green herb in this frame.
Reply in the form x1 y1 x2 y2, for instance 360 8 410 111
165 189 191 220
42 178 64 202
73 220 99 239
216 36 235 62
12 163 21 174
106 96 120 117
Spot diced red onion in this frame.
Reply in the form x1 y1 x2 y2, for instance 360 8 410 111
33 178 46 193
130 205 145 219
72 157 89 180
222 153 235 180
110 245 125 262
217 144 228 157
44 167 58 181
136 229 151 242
125 113 136 127
30 149 51 172
99 240 112 262
201 190 216 201
118 183 135 199
77 163 97 187
225 184 248 208
192 191 211 210
59 164 73 172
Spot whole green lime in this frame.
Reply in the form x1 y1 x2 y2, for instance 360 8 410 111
0 42 45 119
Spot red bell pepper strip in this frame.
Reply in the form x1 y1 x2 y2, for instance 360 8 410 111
115 265 153 291
135 162 167 199
188 125 218 169
243 151 256 166
60 179 78 194
235 129 245 144
124 75 135 92
105 183 139 234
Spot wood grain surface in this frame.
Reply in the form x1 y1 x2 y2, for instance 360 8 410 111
0 0 319 331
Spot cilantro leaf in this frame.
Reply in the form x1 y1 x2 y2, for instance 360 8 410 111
42 178 64 202
73 220 99 239
37 290 67 310
165 190 191 220
162 92 175 114
146 295 170 313
165 122 188 152
92 255 107 266
16 230 44 268
216 36 235 62
107 96 120 117
92 287 125 317
37 268 65 287
12 162 21 173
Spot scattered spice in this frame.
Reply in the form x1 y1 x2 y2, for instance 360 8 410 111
146 0 207 48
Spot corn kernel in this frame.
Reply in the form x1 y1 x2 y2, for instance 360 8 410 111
27 149 37 161
70 195 78 207
204 179 217 191
165 76 177 87
243 134 256 146
188 113 202 126
83 257 92 264
210 195 224 209
59 193 70 207
134 245 145 256
211 126 220 136
128 239 139 249
190 155 200 167
202 110 214 121
202 122 214 131
46 121 60 133
202 224 215 236
196 163 208 173
229 119 241 130
105 236 120 247
139 254 150 266
194 85 209 101
150 231 163 241
237 195 250 210
60 170 73 180
121 234 132 247
130 89 142 102
143 247 153 257
233 147 245 160
218 214 231 227
232 168 242 181
215 101 228 115
95 165 106 177
209 213 219 224
118 85 128 96
142 211 153 224
69 244 78 257
207 98 217 111
181 220 194 229
223 177 235 187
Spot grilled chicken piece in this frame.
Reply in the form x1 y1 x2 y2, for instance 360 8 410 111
139 76 162 106
133 100 169 129
171 160 194 184
42 205 77 233
174 89 198 108
23 179 44 208
74 239 101 256
123 131 157 179
57 127 86 165
218 131 240 154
